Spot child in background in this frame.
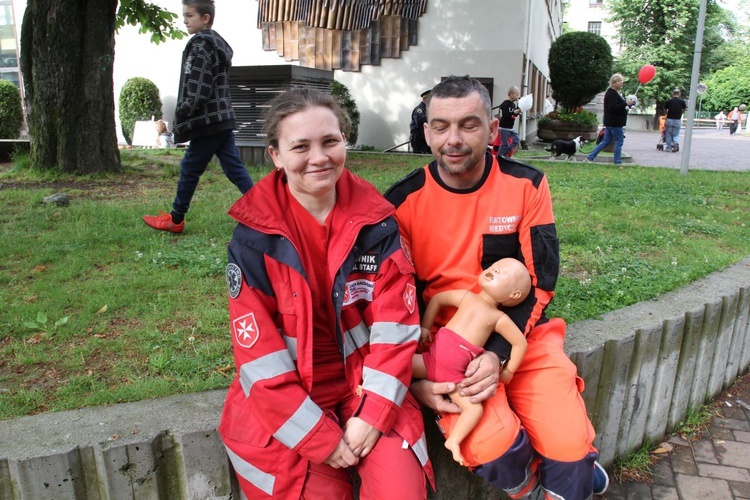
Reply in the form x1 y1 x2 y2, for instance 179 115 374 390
413 258 530 466
155 120 175 148
496 86 521 157
142 0 253 233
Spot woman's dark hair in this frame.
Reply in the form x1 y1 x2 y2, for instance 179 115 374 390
263 87 351 149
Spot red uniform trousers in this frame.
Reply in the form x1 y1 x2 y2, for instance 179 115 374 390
226 376 426 499
438 318 598 499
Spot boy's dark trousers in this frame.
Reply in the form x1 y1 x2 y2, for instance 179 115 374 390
172 129 254 216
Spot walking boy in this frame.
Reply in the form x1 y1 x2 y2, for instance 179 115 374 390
496 86 521 157
143 0 253 233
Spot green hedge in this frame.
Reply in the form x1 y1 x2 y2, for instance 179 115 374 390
119 77 162 145
0 80 23 139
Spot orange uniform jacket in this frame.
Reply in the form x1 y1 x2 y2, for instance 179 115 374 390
385 152 559 357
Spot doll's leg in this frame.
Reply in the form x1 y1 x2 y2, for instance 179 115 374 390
444 390 483 466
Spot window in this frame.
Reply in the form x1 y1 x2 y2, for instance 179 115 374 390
588 21 602 36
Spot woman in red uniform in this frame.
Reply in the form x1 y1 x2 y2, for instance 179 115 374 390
218 88 433 498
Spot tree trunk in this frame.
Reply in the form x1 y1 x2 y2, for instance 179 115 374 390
21 0 121 174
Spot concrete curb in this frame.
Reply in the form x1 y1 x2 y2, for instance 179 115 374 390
2 259 749 499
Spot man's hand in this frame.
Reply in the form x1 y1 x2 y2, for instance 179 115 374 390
324 439 359 469
343 417 381 458
410 379 462 413
458 351 501 404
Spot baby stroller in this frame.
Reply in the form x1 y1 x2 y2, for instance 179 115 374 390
656 115 667 151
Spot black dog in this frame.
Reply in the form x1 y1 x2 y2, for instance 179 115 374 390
545 136 587 161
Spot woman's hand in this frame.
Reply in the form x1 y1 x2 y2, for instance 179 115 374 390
410 379 462 413
323 439 359 469
343 417 381 458
458 351 501 404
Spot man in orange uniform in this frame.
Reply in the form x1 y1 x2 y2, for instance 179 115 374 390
386 76 608 499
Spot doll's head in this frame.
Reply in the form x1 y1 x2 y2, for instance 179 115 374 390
478 258 531 307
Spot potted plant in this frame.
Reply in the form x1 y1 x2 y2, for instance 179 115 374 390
540 31 612 141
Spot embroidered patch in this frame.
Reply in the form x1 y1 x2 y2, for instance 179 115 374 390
343 279 375 306
353 252 381 273
403 283 417 314
399 235 413 265
233 312 260 349
226 263 242 299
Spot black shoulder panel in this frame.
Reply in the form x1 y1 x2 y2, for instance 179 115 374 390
384 167 427 208
497 156 545 189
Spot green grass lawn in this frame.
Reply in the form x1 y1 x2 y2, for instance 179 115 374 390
0 149 748 419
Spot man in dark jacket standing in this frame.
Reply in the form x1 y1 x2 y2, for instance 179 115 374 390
409 90 431 154
663 89 687 153
143 0 253 233
586 73 635 165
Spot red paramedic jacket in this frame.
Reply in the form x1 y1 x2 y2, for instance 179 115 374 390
219 169 434 497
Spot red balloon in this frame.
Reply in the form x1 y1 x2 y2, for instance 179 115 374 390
638 64 656 84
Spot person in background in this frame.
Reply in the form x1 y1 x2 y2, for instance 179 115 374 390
714 110 726 131
496 86 521 157
663 89 687 153
142 0 253 233
586 73 634 165
386 75 608 499
409 89 432 154
728 106 742 135
219 87 433 499
543 94 555 115
155 119 175 148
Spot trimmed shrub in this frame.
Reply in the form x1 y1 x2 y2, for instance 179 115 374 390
330 81 360 146
549 31 612 113
119 77 162 145
0 80 23 139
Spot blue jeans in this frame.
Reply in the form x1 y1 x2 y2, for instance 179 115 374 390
497 128 520 156
587 126 624 164
665 118 681 151
172 129 254 215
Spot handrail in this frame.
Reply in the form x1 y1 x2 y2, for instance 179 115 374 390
383 140 411 153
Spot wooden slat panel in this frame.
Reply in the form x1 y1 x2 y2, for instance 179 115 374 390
360 26 371 65
262 23 271 51
370 19 381 65
332 30 342 69
408 18 418 47
315 28 327 70
350 30 361 71
275 21 284 56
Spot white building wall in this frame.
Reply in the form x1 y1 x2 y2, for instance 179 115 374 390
13 0 561 148
563 0 620 55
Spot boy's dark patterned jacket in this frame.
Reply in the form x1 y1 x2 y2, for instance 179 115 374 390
173 29 236 144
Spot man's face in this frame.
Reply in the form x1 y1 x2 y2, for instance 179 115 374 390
425 92 498 180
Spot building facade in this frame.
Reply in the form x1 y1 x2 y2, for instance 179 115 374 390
10 0 564 149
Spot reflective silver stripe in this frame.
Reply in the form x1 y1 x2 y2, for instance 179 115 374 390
281 330 297 360
239 351 296 397
224 445 275 495
411 433 429 467
370 321 420 345
362 366 407 405
343 321 370 358
273 396 323 449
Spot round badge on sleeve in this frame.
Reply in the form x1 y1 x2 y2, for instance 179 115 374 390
226 263 242 299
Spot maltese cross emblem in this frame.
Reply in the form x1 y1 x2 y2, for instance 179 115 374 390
233 312 260 349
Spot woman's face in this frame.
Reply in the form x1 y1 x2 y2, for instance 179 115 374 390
268 106 346 201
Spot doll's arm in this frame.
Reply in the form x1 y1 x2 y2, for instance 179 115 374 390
420 290 465 339
495 313 527 384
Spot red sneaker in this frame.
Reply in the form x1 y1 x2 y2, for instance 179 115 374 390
143 211 184 233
